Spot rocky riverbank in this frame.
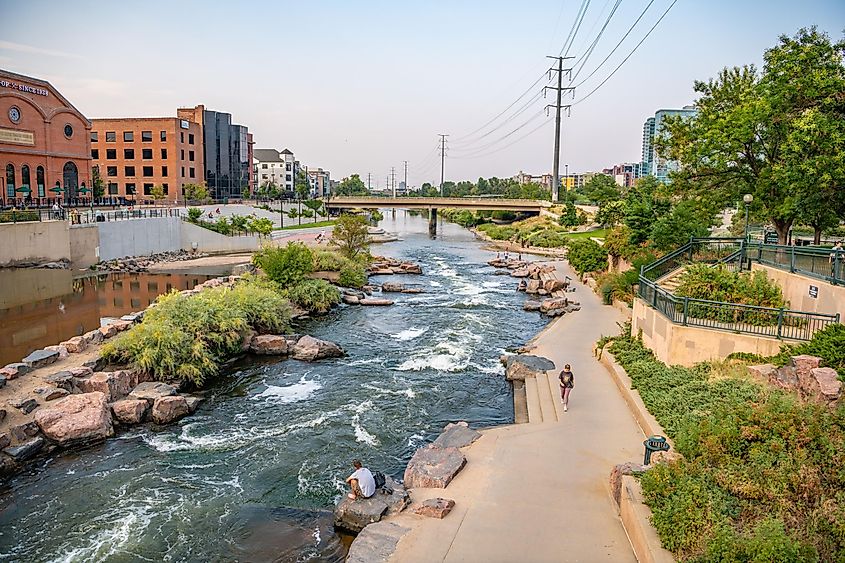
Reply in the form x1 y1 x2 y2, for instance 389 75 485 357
92 249 210 273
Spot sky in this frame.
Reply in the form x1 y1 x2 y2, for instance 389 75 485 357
1 0 843 188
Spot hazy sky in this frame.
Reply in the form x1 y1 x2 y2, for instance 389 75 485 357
1 0 842 187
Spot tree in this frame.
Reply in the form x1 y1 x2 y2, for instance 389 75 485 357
183 183 209 202
559 200 578 227
303 199 324 223
151 184 166 207
331 213 370 259
253 242 314 287
336 174 369 196
92 166 105 198
583 174 620 206
295 171 310 200
660 27 845 244
622 176 670 244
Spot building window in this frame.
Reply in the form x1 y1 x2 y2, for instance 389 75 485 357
262 164 268 169
141 131 152 142
161 166 168 176
189 150 194 161
5 164 14 199
162 183 169 194
160 130 166 141
108 182 118 195
180 132 184 143
262 174 268 180
91 131 98 142
180 149 185 160
20 165 30 194
189 167 195 178
107 166 117 177
125 166 136 177
143 183 154 195
126 183 136 195
106 131 116 142
161 148 167 159
188 133 194 144
143 166 154 177
181 166 185 176
106 149 116 159
124 131 134 142
124 148 135 159
142 148 153 159
36 166 45 197
286 163 291 171
64 124 73 138
286 174 292 182
91 149 99 159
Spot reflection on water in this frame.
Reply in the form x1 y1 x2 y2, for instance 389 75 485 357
0 271 209 366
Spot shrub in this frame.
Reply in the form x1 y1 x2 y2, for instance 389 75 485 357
100 280 292 387
338 263 367 288
0 210 39 223
476 223 517 241
566 239 607 274
526 228 568 248
253 242 314 287
770 323 845 380
312 249 349 272
491 210 516 222
331 213 370 259
187 207 203 222
284 279 340 313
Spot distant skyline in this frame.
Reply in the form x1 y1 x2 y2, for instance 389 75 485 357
1 0 842 187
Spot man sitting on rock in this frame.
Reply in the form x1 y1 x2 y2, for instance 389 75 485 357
346 459 376 500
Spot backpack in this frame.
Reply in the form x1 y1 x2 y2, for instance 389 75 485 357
559 371 573 387
372 470 387 491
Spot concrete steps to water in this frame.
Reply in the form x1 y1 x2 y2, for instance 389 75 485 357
525 376 542 423
524 371 565 424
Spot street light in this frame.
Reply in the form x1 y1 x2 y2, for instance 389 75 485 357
743 193 753 242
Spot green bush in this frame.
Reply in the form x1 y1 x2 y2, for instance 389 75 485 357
566 239 607 274
253 242 314 287
284 279 340 313
0 210 40 223
525 228 568 248
100 280 292 387
491 210 516 222
312 249 349 272
440 208 481 228
769 323 845 381
338 263 367 288
476 223 518 241
187 207 203 222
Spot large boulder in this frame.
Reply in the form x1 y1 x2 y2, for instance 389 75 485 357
543 279 568 293
0 363 31 379
433 422 481 449
61 336 88 354
523 301 542 312
525 280 541 294
151 396 190 424
22 349 59 369
334 476 409 533
249 334 288 355
3 437 44 461
112 399 149 424
129 382 177 404
403 445 466 489
75 371 135 402
346 521 411 563
540 297 569 315
43 345 69 360
360 298 394 306
34 392 114 446
504 355 556 382
381 282 405 293
290 336 345 361
413 498 455 519
804 367 842 404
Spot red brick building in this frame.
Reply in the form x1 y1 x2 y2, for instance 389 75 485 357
0 69 92 207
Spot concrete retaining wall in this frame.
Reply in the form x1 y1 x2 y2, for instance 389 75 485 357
97 217 182 260
0 220 69 267
752 262 845 318
69 224 100 269
619 476 675 563
632 298 783 367
179 221 261 254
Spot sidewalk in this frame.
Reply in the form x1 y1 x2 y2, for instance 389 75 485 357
388 261 645 562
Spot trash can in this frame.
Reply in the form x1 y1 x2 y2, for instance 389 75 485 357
643 435 670 465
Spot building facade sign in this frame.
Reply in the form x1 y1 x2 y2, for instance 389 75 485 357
0 128 35 145
180 119 189 129
0 79 49 97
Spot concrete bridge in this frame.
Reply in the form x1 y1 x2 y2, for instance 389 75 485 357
326 196 552 234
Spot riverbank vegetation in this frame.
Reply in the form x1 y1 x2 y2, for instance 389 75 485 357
602 327 845 561
186 208 274 237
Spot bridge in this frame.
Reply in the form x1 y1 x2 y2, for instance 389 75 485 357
326 196 552 234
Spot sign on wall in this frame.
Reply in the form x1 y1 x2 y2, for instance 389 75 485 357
0 128 35 145
180 120 189 129
809 285 819 299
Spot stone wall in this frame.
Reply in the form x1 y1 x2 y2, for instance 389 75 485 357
68 224 99 269
632 298 783 367
751 262 845 318
0 220 69 267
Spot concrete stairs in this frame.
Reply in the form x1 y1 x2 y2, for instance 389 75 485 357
656 266 688 293
525 369 563 424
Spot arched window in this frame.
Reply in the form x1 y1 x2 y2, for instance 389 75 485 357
21 165 30 198
5 164 14 199
36 166 45 198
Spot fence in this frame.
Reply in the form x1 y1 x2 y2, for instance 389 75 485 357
752 243 844 285
638 237 840 341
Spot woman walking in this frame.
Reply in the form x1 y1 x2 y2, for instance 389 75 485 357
559 364 574 412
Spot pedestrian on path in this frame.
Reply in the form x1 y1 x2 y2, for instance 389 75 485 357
559 364 574 412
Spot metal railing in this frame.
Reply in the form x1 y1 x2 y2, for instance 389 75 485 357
751 243 845 285
638 237 840 341
70 208 183 224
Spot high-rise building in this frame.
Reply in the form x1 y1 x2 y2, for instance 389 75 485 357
641 106 697 183
602 163 643 188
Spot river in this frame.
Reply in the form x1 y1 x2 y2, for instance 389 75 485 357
0 211 547 562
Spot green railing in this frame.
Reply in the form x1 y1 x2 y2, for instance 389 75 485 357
750 243 844 285
638 238 840 341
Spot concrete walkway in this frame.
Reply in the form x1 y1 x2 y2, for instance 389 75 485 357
389 261 645 562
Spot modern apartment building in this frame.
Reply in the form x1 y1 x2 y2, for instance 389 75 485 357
306 167 331 198
253 148 296 195
641 106 697 182
602 162 643 188
90 113 203 203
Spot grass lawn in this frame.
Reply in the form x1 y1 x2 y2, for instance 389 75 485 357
274 220 336 231
564 228 607 239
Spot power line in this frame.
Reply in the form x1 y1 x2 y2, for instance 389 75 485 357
559 0 592 57
451 118 552 160
450 89 546 148
570 0 624 82
450 109 548 156
573 0 679 106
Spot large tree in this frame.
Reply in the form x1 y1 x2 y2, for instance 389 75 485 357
659 27 845 244
335 174 369 196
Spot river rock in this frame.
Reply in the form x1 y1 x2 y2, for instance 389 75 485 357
525 279 541 294
433 422 481 449
249 334 289 355
290 336 345 361
0 433 9 450
10 397 39 414
360 298 394 306
129 381 177 404
76 371 134 402
414 498 456 519
404 444 466 489
112 399 149 424
504 354 556 381
401 288 424 294
346 521 411 563
544 279 568 293
523 300 542 312
44 388 70 401
34 392 114 446
151 396 189 424
342 295 361 305
540 297 568 315
805 367 842 404
333 476 409 533
9 421 40 442
84 329 104 345
184 395 204 413
61 336 88 354
3 437 44 461
240 329 257 353
43 345 69 360
381 282 405 292
1 363 31 379
510 268 530 278
22 349 59 369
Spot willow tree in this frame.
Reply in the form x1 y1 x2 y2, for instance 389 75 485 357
659 27 845 244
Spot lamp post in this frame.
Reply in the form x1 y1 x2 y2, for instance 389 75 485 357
742 193 753 270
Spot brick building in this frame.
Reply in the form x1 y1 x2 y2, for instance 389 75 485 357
0 69 92 207
91 108 205 204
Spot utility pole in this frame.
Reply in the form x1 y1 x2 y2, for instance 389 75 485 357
367 172 371 192
390 167 396 198
438 134 449 195
545 56 574 203
403 160 408 195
